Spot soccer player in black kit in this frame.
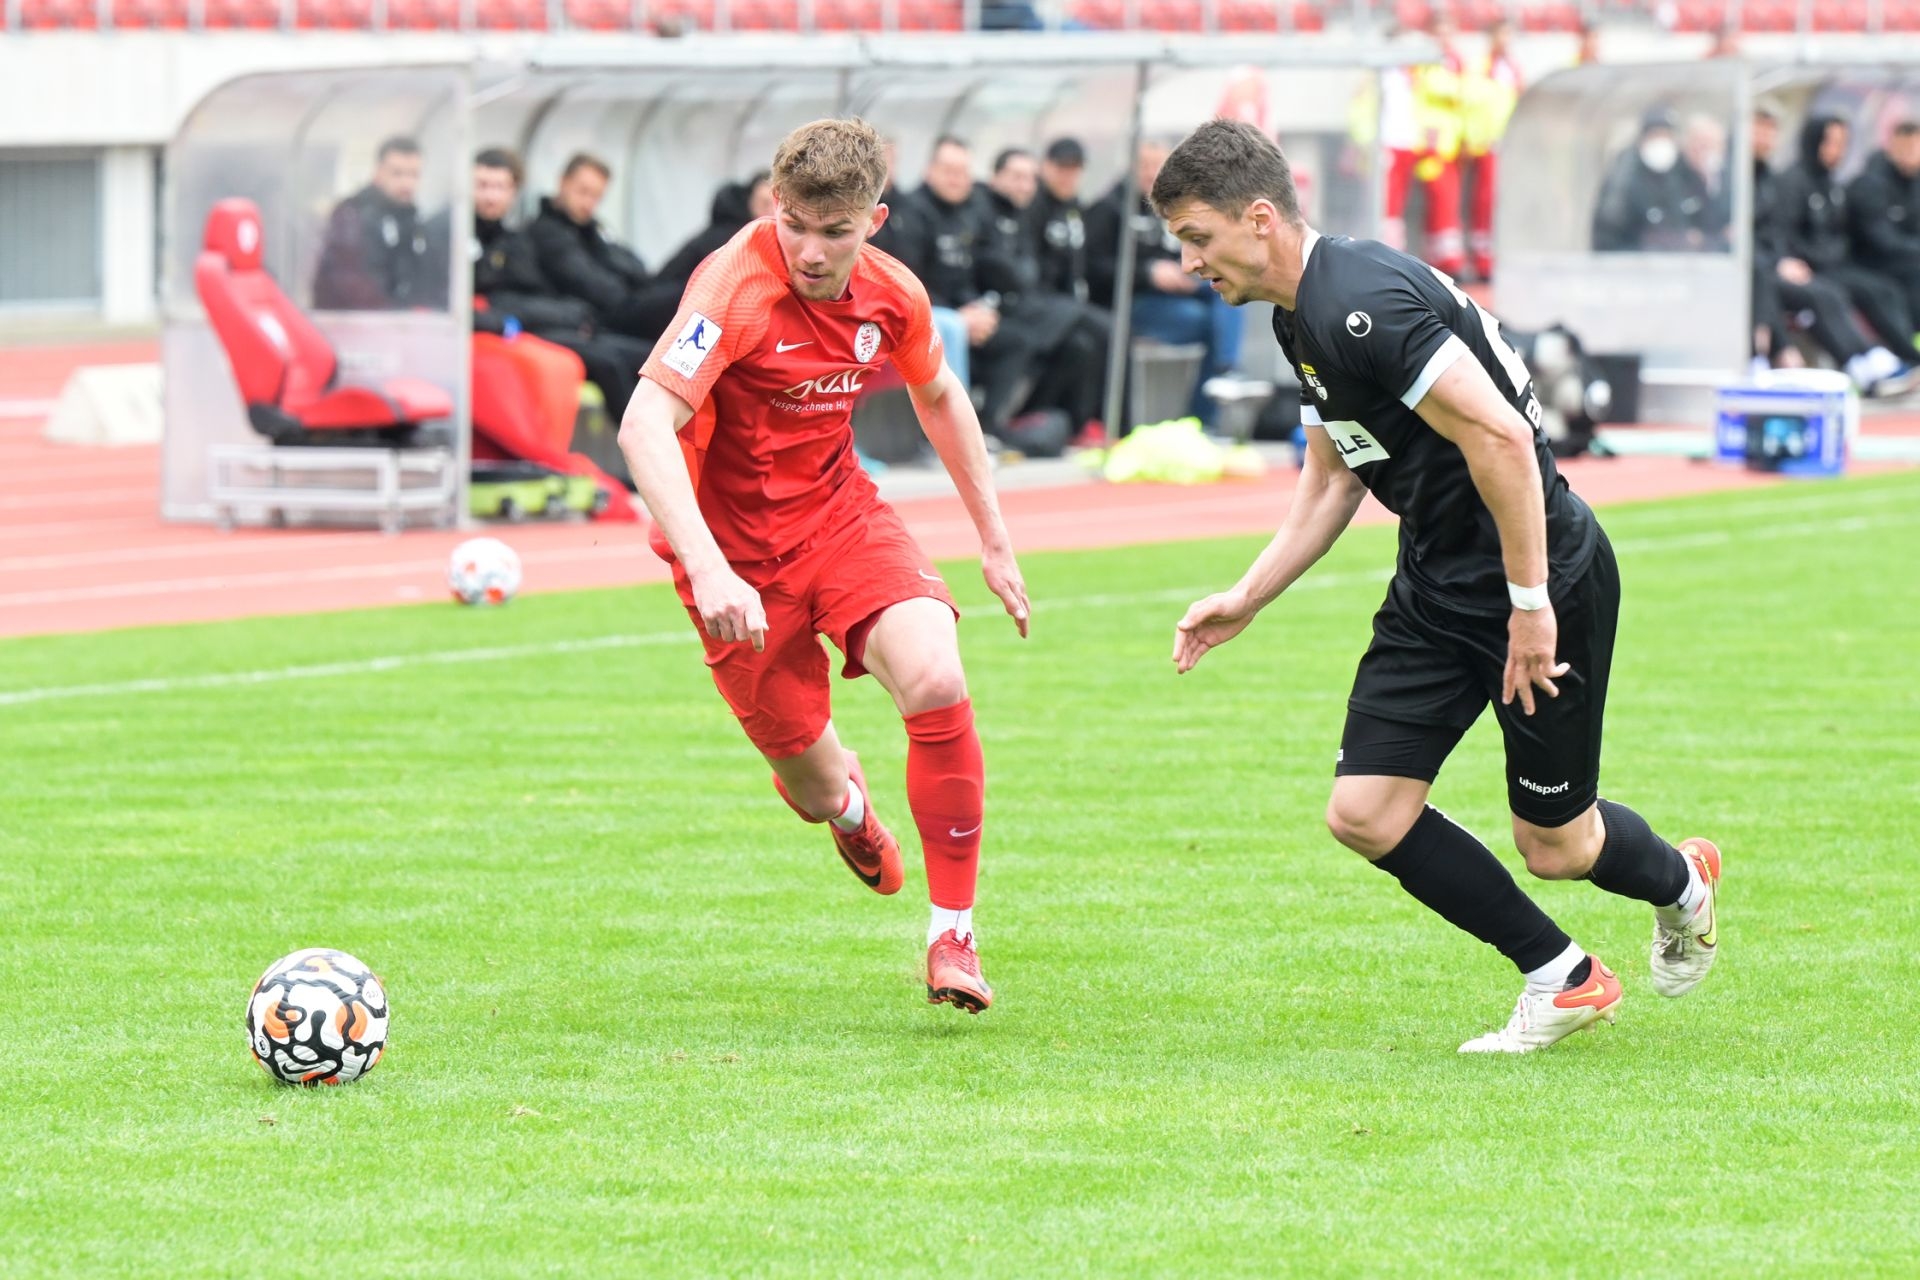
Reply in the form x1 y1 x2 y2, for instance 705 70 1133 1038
1158 120 1722 1053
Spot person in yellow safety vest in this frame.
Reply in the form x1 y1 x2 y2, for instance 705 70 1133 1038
1398 7 1467 276
1462 16 1524 281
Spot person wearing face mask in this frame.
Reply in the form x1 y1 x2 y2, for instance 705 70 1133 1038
1773 113 1919 362
1590 109 1713 253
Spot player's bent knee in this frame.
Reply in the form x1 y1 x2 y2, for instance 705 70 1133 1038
1325 796 1395 860
896 666 969 717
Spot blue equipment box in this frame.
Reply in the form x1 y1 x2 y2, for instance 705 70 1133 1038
1713 372 1856 476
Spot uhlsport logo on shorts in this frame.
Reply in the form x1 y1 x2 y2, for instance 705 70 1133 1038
1518 777 1571 795
854 321 883 363
663 311 720 378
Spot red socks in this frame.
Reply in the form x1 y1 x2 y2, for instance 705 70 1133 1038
903 699 984 911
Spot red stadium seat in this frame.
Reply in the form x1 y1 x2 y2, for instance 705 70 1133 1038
730 0 798 27
203 0 284 25
1886 0 1920 27
1740 0 1797 28
812 0 883 28
1669 0 1728 29
649 0 715 28
475 0 548 25
1288 1 1325 29
1066 0 1126 27
1517 1 1582 31
20 0 102 26
562 0 630 25
1810 0 1866 28
109 0 190 25
1218 0 1278 31
295 0 374 26
1138 0 1201 28
386 0 462 26
899 0 961 27
195 198 453 446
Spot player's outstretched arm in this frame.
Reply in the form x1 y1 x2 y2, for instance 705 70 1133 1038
1173 428 1365 674
906 365 1030 638
1412 357 1567 715
618 379 767 652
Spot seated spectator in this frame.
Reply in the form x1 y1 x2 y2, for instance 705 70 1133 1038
314 136 444 311
529 153 656 339
1846 120 1920 334
1591 108 1719 253
1682 114 1732 252
1753 110 1914 394
983 146 1112 443
1086 138 1245 429
894 136 1102 435
471 147 649 422
1032 137 1093 303
620 172 777 340
1775 114 1919 363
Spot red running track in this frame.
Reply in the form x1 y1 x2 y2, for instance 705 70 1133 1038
0 337 1894 640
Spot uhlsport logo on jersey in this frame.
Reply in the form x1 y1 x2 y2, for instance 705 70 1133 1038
783 367 868 401
854 321 883 363
663 311 720 378
1345 311 1372 337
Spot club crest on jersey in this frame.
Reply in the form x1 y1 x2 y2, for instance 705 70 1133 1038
784 367 867 399
1345 311 1372 337
663 311 720 378
1304 370 1329 400
854 321 883 363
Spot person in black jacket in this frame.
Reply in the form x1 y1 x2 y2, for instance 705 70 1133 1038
984 146 1112 437
471 148 648 419
1085 138 1245 428
1751 111 1913 392
528 153 656 339
1847 120 1920 322
314 136 445 311
617 172 777 343
1590 109 1719 253
1773 114 1917 359
1031 137 1093 303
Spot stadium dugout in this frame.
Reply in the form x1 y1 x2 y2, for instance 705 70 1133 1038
158 34 1426 526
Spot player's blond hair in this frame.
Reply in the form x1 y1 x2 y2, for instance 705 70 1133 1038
770 118 889 213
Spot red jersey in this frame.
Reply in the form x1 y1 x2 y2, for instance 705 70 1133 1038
640 219 946 564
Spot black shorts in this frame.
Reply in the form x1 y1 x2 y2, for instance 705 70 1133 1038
1335 532 1620 827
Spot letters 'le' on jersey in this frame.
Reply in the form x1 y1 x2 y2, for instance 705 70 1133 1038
642 219 945 564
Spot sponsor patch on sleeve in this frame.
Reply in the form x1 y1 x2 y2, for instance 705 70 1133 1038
662 311 721 378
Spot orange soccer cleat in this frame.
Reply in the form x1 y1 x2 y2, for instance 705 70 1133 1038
926 928 993 1014
774 751 904 896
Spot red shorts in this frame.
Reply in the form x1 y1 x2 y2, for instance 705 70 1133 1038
670 501 959 759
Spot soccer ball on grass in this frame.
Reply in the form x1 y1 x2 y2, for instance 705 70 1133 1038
448 536 522 606
245 948 389 1086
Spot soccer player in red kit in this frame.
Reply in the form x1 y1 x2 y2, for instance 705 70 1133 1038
617 118 1030 1013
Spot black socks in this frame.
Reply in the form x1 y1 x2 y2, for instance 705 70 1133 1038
1374 806 1574 975
1586 799 1691 906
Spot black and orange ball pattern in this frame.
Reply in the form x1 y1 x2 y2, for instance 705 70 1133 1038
245 948 389 1086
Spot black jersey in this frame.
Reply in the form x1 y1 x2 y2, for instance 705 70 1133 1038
1273 234 1599 615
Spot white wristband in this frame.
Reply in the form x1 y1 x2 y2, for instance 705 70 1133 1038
1508 580 1551 611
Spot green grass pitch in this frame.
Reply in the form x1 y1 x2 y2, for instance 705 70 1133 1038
1 472 1917 1277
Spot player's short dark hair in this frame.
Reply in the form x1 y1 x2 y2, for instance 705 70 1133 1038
930 135 970 162
562 152 612 183
1894 120 1920 139
474 147 523 188
1150 119 1301 225
377 136 421 163
992 147 1034 175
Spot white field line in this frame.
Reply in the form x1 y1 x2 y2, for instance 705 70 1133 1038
0 506 1911 710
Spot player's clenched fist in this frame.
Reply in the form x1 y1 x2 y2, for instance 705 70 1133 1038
690 566 768 652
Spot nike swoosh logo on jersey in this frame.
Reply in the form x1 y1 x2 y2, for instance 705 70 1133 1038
948 823 982 839
775 339 813 353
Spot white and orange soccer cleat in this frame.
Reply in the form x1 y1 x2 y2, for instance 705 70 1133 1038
926 929 992 1014
773 751 904 896
1651 838 1721 998
1458 957 1622 1054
